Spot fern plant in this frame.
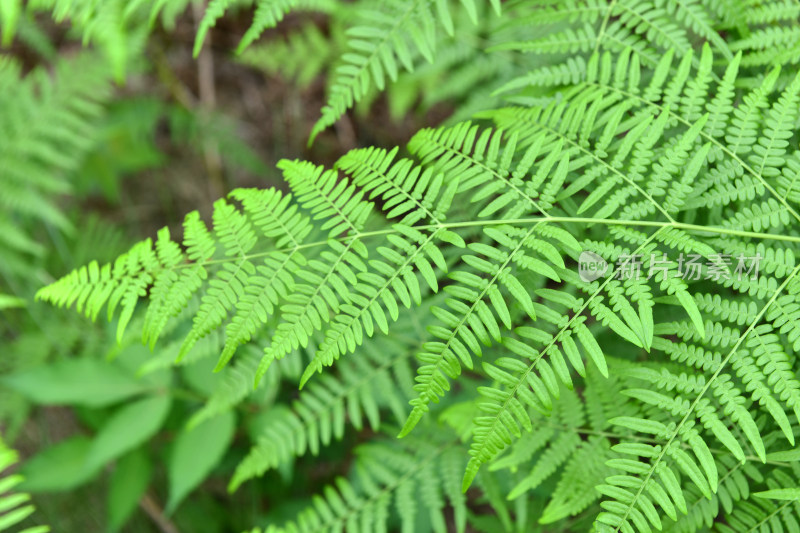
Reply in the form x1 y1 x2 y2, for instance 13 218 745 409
0 437 49 533
19 0 800 531
0 52 111 281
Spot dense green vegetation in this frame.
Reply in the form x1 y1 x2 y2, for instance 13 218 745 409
2 1 800 532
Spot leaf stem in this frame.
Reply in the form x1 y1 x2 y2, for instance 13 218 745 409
178 216 800 271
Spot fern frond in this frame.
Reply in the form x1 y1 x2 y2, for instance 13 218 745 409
460 239 665 490
34 7 800 526
194 0 336 56
231 334 416 490
749 69 800 182
193 0 237 56
724 468 800 533
310 0 431 142
237 22 337 87
254 161 377 378
490 46 800 225
249 436 464 533
598 263 800 532
238 0 318 53
0 437 50 533
309 0 495 142
0 53 111 276
665 454 762 533
19 0 164 78
281 159 373 237
187 347 270 428
398 121 587 433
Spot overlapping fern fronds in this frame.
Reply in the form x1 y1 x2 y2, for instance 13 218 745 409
193 0 338 56
188 0 505 140
244 434 470 533
309 0 501 141
1 0 182 78
35 1 800 532
37 147 461 384
0 53 111 279
229 312 426 491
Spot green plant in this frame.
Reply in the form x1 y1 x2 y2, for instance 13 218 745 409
5 0 800 532
0 437 49 533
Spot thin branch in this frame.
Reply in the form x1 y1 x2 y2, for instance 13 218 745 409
139 493 181 533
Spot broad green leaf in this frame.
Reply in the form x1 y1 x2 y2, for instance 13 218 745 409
86 395 171 471
108 449 152 532
2 358 149 407
166 411 235 513
19 436 100 492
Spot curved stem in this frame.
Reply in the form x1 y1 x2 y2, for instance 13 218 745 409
173 216 800 272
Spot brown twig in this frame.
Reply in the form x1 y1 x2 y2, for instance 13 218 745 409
139 493 181 533
151 46 196 109
192 0 225 199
